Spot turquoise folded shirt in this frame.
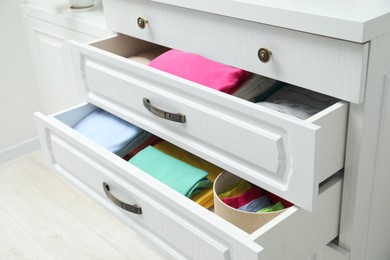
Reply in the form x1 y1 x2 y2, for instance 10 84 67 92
129 146 211 198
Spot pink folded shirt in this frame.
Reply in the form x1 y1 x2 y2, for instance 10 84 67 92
148 49 249 93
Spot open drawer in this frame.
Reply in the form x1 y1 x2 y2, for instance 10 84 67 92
35 103 343 260
69 34 348 211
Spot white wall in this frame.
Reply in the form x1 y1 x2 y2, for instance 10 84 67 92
0 0 41 158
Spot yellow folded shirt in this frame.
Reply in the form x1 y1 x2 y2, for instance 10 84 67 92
154 141 223 208
218 179 252 199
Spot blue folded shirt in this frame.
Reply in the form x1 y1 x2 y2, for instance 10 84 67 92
73 108 151 156
238 196 271 212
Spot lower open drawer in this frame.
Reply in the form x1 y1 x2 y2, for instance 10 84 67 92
35 103 343 260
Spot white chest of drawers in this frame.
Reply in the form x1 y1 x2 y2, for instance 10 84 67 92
34 0 390 259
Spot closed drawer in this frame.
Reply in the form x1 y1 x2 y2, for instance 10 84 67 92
70 34 348 211
35 103 343 260
103 0 368 103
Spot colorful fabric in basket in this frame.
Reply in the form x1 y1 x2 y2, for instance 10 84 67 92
149 49 249 93
129 146 211 198
154 141 223 208
218 179 252 200
221 186 263 209
257 201 285 212
73 108 151 157
238 196 272 212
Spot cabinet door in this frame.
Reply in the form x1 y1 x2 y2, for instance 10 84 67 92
23 16 98 114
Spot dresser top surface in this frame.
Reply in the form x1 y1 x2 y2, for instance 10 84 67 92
153 0 390 42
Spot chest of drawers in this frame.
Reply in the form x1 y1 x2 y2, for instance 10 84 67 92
34 0 390 259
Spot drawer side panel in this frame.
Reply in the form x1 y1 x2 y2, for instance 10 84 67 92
252 176 343 260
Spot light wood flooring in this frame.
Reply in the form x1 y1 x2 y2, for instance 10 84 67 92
0 151 166 260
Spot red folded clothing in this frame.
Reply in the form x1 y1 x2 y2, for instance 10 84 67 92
264 190 294 208
122 135 162 161
222 186 263 209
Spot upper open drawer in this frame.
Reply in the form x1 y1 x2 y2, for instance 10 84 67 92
69 34 348 211
102 0 369 103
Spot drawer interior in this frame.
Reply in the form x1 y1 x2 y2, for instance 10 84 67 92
52 103 340 227
90 34 284 104
35 103 343 259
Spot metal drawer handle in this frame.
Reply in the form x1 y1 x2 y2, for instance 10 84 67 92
137 17 148 29
143 98 186 123
103 182 142 215
258 48 272 63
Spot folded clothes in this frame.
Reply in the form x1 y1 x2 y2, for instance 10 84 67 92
129 146 211 198
232 75 284 101
149 49 249 93
256 85 339 119
122 135 162 161
264 190 294 208
73 108 151 157
238 195 272 212
154 141 223 208
257 201 285 212
218 179 252 200
222 186 263 209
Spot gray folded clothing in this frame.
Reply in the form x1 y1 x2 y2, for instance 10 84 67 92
256 85 339 119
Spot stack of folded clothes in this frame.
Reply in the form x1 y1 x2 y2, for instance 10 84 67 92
73 108 152 157
256 84 339 119
232 75 285 101
153 141 223 209
218 179 292 213
128 141 223 208
122 135 162 161
129 48 283 101
148 49 249 94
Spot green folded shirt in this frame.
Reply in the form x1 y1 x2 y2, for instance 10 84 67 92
257 201 285 212
129 146 211 198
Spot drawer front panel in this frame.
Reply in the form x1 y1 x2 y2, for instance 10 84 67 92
103 0 368 103
49 135 230 260
35 106 263 259
35 104 343 260
70 38 348 211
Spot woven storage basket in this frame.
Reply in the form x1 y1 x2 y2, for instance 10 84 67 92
213 171 287 233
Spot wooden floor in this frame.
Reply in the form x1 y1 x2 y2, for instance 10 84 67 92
0 151 166 260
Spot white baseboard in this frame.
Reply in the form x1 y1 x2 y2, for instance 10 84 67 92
0 137 40 164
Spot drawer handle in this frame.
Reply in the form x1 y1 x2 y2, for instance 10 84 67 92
143 98 186 123
103 182 142 215
137 17 148 29
258 48 272 63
